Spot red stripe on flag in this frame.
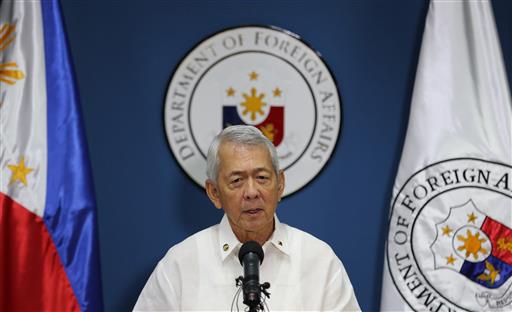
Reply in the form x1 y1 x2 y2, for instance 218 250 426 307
482 217 512 265
0 192 80 311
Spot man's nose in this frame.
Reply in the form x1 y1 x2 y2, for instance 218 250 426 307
243 178 259 200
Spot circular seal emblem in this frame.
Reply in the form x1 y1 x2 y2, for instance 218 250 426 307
387 158 512 311
164 25 341 196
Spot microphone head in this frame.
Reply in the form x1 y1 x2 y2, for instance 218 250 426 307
238 241 264 265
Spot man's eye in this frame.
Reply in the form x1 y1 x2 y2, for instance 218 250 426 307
257 176 269 180
231 178 242 184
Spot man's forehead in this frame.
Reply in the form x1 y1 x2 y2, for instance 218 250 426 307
219 141 269 155
218 142 273 169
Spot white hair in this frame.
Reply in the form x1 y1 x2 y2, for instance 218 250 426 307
206 125 280 183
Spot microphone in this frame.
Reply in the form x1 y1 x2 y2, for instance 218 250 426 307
238 241 264 310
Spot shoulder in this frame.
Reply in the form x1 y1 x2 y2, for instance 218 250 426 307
281 223 344 274
284 223 338 259
134 223 221 310
283 226 361 311
159 223 219 266
280 222 349 274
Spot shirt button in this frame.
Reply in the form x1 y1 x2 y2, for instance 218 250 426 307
223 243 229 251
278 241 283 246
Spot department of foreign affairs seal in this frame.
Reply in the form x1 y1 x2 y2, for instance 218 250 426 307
164 25 341 196
387 158 512 311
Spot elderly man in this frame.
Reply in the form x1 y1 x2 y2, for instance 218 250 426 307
134 125 360 311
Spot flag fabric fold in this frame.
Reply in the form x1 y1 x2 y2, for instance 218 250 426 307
381 0 512 311
0 0 103 311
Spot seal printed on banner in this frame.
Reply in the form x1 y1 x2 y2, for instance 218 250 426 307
164 25 342 196
387 158 512 311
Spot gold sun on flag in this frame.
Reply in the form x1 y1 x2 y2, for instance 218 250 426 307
241 87 266 121
457 229 488 260
0 62 25 85
7 157 34 186
0 23 15 51
0 23 25 85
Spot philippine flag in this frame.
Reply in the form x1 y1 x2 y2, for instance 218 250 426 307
0 0 103 311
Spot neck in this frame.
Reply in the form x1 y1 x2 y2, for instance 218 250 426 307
230 219 275 246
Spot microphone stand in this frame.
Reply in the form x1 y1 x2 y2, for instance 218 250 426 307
235 276 271 312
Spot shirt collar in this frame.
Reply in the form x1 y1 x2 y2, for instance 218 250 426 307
265 215 290 256
218 214 290 262
219 214 242 262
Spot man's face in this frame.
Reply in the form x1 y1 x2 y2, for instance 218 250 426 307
206 141 284 239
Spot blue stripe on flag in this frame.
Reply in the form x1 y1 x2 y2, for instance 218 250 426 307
40 0 104 311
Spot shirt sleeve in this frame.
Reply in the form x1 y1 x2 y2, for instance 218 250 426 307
133 261 178 311
323 258 361 312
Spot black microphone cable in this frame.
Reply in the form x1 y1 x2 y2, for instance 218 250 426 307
231 282 242 312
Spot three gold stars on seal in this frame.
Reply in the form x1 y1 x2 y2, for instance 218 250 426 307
226 71 283 98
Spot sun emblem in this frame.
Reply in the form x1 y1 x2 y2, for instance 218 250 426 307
241 87 266 121
0 23 25 85
456 229 488 260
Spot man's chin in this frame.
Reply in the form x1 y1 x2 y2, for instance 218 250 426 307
240 216 273 232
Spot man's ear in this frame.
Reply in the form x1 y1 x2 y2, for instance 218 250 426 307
277 170 285 201
205 179 222 209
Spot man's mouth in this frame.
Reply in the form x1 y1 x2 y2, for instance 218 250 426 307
244 208 263 214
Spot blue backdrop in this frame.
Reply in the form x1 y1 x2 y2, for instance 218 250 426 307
60 0 512 310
